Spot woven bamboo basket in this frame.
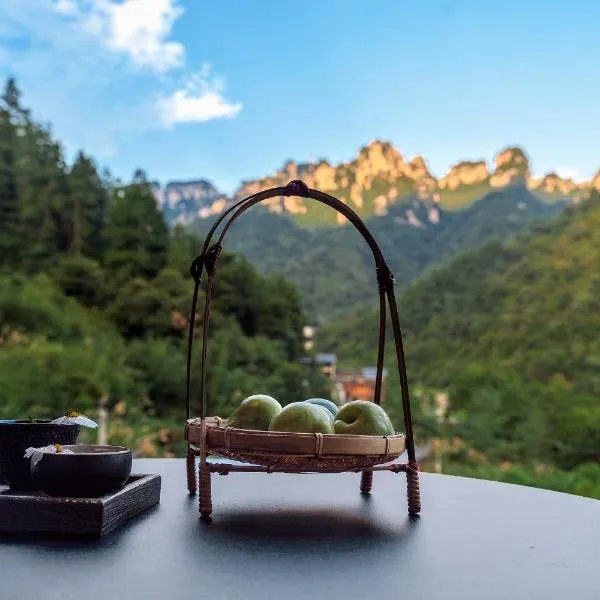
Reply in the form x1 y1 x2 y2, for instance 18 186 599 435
184 180 421 518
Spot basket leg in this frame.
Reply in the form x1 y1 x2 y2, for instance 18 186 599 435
406 462 421 515
186 446 197 494
199 461 213 518
360 470 373 494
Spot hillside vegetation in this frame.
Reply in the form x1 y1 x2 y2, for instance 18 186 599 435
0 79 325 456
319 195 600 472
2 76 598 499
194 186 562 321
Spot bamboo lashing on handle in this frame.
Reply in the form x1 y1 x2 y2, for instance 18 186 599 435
314 433 324 458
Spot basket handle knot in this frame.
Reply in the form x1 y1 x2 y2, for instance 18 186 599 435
376 263 395 294
282 179 310 197
189 253 204 283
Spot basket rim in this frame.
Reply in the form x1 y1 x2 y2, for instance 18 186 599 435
186 417 406 441
186 417 406 460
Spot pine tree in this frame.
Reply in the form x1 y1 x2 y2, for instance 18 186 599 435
2 77 22 113
0 82 20 268
68 151 109 259
103 169 169 281
17 127 67 270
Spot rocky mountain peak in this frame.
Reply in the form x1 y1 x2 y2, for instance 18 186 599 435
151 179 226 225
529 172 578 196
438 160 490 191
490 146 530 188
494 146 530 170
156 141 599 228
354 139 406 179
407 155 432 179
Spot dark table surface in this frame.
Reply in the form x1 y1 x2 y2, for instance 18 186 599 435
1 458 599 600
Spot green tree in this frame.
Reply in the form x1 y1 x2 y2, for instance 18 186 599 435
255 273 306 360
0 80 20 268
109 277 173 338
209 253 262 336
2 77 24 113
0 335 133 419
167 224 201 275
21 136 69 268
125 338 187 417
153 267 189 316
103 170 168 281
5 80 68 271
67 151 109 259
0 272 104 342
53 255 107 308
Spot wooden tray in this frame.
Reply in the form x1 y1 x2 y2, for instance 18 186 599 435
0 474 161 537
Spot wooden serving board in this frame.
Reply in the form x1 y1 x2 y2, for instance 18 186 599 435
0 474 161 537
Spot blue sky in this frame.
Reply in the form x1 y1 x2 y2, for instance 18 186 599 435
1 0 599 193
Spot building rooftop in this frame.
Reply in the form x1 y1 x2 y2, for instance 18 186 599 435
361 367 388 379
298 353 337 365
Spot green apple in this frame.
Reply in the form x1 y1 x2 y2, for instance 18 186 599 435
334 401 395 436
269 402 334 434
226 394 282 430
304 397 338 417
313 404 335 424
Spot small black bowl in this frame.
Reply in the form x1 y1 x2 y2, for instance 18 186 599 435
30 444 132 498
0 421 80 490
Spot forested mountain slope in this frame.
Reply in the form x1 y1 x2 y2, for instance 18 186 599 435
318 195 600 468
194 185 563 321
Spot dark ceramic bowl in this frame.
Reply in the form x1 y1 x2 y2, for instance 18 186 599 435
30 444 132 498
0 421 15 484
0 421 80 490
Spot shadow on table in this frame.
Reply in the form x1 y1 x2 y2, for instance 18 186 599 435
191 499 421 555
203 508 417 538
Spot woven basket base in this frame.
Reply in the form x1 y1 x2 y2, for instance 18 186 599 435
186 418 406 471
201 447 402 471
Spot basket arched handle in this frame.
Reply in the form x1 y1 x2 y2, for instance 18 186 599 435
186 180 389 417
186 180 417 465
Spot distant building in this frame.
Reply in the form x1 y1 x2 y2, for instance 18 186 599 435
298 353 337 379
336 367 388 402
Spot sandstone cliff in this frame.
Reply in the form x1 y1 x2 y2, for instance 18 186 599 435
153 141 598 227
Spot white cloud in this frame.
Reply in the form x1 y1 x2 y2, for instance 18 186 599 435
0 0 242 162
156 66 242 127
52 0 185 73
53 0 78 15
555 166 583 182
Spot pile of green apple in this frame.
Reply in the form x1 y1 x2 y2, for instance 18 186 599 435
225 394 395 436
